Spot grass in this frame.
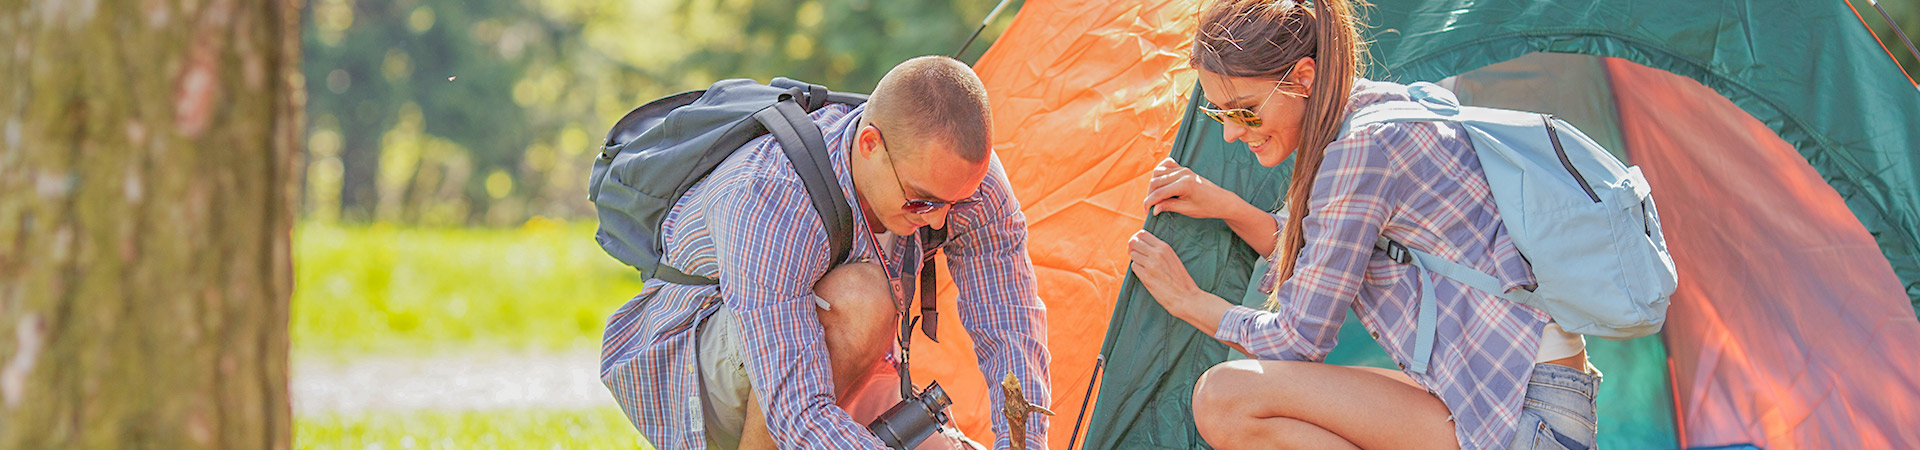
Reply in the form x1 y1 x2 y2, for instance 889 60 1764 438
293 218 646 355
293 219 657 448
295 406 651 450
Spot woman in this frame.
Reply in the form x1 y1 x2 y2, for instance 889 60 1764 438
1125 1 1600 449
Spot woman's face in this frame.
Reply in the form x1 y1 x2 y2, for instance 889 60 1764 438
1196 58 1315 167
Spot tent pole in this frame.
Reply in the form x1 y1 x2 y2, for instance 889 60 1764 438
1867 0 1920 68
954 0 1017 60
1849 0 1918 86
1066 354 1105 450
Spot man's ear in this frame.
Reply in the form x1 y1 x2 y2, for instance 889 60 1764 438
854 124 881 159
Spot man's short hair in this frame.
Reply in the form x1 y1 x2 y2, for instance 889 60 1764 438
867 56 993 164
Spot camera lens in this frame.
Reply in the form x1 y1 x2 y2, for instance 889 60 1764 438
923 382 953 411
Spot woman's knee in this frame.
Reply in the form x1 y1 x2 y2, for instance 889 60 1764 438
1193 360 1265 433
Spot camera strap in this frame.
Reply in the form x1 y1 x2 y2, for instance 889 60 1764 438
896 226 948 399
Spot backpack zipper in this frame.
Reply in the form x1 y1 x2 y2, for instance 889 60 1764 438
1543 115 1602 203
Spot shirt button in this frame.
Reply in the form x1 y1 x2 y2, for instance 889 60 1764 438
1370 331 1380 340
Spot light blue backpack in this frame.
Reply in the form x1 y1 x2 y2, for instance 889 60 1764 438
1341 82 1678 373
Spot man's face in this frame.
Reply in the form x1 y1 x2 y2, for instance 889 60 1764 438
851 124 989 236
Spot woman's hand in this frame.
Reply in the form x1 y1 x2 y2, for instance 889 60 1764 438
1129 230 1219 322
1143 158 1282 256
1145 158 1239 218
1129 230 1244 346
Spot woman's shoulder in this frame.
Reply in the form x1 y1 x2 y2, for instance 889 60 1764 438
1334 80 1471 156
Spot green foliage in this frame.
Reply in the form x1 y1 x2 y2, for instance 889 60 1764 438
302 0 1022 226
666 0 1020 93
292 219 644 355
296 407 652 449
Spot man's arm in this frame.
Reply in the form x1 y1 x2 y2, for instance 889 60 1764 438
711 175 887 450
945 160 1051 450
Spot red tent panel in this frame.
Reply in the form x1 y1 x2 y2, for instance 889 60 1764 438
1609 58 1920 449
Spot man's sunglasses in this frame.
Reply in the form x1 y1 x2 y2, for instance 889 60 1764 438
903 196 982 215
868 124 984 215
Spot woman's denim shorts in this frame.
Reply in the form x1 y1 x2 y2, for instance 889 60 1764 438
1506 363 1601 450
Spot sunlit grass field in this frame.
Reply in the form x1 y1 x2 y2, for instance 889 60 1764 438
293 219 653 449
293 218 646 355
298 407 645 450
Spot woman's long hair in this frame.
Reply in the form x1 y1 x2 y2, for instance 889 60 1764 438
1191 0 1364 309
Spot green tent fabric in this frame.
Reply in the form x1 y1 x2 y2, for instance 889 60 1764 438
1085 0 1920 449
1087 87 1290 449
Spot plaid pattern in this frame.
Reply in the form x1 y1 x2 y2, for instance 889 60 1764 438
600 104 1052 450
1216 80 1550 450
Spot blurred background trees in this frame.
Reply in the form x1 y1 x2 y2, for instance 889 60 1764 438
301 0 1019 227
301 0 1919 228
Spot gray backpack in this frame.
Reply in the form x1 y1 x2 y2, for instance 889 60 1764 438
588 79 948 339
588 78 870 285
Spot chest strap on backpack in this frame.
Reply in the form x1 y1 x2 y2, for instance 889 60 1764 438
1376 236 1545 373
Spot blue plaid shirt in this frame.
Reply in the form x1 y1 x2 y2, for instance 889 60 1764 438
600 104 1052 450
1219 80 1550 450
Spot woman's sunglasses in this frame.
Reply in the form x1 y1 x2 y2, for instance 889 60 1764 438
1198 82 1287 128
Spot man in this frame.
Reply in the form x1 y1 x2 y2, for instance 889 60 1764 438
600 56 1052 450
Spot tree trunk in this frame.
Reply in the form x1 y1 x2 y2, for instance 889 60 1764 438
0 0 300 448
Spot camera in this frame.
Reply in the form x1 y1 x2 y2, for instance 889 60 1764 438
867 381 953 450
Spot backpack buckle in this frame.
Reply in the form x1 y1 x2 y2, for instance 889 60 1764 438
1383 240 1413 265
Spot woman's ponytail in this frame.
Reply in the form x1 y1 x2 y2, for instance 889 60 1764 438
1267 0 1361 309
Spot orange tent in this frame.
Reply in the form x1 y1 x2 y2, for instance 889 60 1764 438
905 0 1204 447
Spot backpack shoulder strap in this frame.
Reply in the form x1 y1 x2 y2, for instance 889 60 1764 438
1341 100 1460 135
754 96 856 267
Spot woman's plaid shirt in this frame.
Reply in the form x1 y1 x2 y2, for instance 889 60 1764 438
1220 80 1552 450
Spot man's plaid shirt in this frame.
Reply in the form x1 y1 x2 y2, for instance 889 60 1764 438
600 104 1051 450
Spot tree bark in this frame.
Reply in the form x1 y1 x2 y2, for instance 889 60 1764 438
0 0 300 448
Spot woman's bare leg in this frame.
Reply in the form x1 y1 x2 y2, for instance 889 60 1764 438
1192 360 1459 450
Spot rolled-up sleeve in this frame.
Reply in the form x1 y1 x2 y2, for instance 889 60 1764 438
1214 126 1399 362
946 160 1051 450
